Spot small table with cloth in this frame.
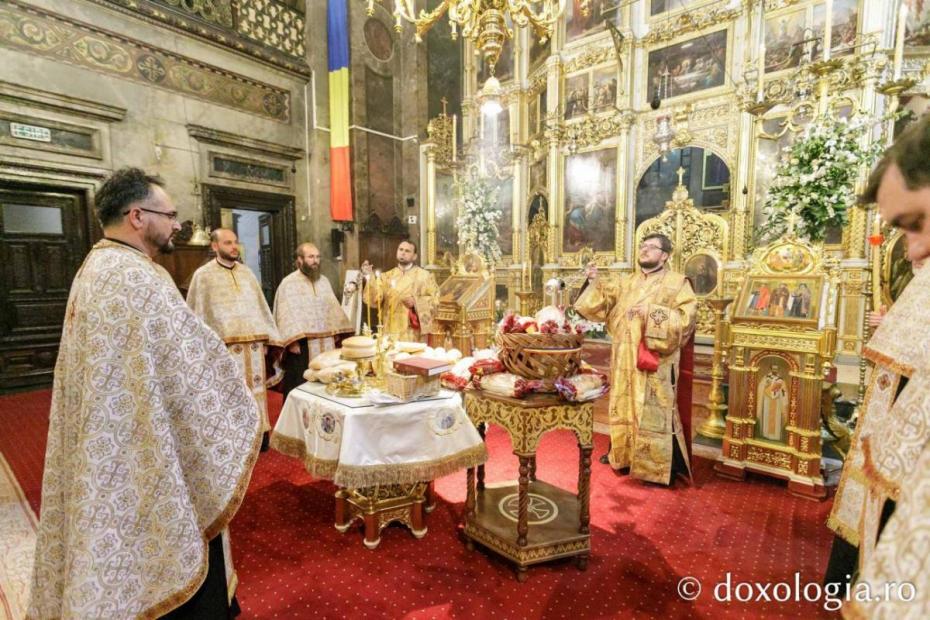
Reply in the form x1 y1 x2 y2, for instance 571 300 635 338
271 383 487 548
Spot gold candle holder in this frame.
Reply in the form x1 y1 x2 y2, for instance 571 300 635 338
876 76 918 97
698 295 734 440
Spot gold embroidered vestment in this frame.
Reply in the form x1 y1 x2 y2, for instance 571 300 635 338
574 268 697 484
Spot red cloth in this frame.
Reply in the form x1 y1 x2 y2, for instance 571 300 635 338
677 331 695 462
407 308 420 330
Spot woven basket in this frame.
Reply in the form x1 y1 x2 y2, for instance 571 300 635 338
498 332 584 388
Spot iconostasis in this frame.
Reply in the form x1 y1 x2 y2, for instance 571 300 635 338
419 0 928 371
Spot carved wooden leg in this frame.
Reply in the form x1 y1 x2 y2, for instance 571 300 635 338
334 489 350 532
477 423 486 491
578 444 592 535
576 555 589 571
425 481 437 513
363 511 380 549
466 467 476 521
411 499 427 539
516 566 528 583
517 455 530 547
528 455 537 482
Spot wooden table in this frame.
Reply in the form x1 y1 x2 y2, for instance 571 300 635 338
462 391 594 581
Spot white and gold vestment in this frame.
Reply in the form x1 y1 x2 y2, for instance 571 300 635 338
273 270 352 359
27 240 260 619
187 259 281 433
363 265 439 342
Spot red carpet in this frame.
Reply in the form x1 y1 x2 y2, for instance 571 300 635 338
1 389 836 618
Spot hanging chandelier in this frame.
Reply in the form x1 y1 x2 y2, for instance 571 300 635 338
365 0 587 74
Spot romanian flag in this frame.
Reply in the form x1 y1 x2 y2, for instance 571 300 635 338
328 0 352 221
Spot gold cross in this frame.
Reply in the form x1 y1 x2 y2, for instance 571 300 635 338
676 167 686 186
785 210 799 235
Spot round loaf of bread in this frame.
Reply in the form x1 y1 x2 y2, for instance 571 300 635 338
341 335 376 359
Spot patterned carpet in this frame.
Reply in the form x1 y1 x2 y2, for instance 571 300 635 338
0 388 837 618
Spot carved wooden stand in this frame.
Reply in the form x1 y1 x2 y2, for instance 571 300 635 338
334 481 436 549
462 392 594 581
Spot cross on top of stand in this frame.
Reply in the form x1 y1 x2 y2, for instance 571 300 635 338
440 97 448 116
676 167 686 186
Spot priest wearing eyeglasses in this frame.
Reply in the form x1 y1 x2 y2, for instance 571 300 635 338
574 232 697 486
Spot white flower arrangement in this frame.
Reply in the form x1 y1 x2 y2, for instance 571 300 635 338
456 174 503 268
758 114 883 244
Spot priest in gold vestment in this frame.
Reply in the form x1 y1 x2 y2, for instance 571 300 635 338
574 233 697 485
28 169 260 619
274 243 353 397
826 115 930 589
187 228 281 446
359 240 439 341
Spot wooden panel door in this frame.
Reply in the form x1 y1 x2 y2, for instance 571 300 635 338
258 213 274 307
0 187 89 390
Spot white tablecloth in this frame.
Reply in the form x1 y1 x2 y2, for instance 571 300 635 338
271 383 487 488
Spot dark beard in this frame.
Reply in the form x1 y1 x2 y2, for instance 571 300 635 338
157 237 175 255
217 248 238 263
300 264 321 281
638 258 659 270
146 229 175 255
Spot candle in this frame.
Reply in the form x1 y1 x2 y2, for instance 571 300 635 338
757 45 766 101
823 0 833 61
894 4 908 80
452 114 457 162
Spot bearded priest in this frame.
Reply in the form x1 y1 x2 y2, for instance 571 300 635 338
574 232 697 486
27 168 260 619
187 227 282 450
273 242 353 398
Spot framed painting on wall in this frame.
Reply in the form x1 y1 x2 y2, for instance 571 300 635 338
591 67 618 112
566 0 622 43
883 233 916 306
564 73 589 119
646 29 727 102
684 253 720 297
906 0 930 45
812 0 859 61
563 147 617 254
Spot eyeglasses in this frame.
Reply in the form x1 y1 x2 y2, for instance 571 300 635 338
639 243 664 252
124 207 179 221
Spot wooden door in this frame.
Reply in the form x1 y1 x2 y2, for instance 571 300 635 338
0 186 89 390
258 214 274 306
202 184 296 307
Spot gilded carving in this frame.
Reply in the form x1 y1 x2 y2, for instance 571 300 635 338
562 46 616 74
640 2 741 46
746 445 792 470
554 110 632 153
464 393 594 454
0 1 290 121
